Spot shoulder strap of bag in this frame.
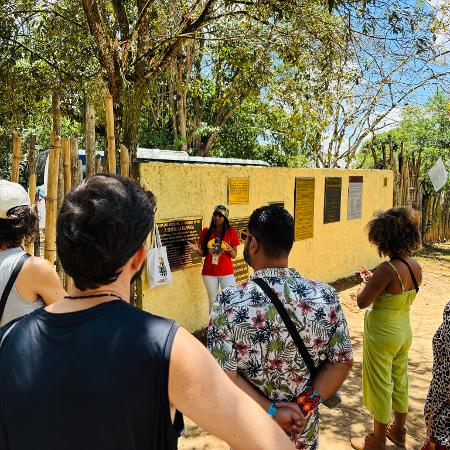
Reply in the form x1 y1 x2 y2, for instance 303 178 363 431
253 278 318 380
0 253 31 321
152 223 163 249
391 256 419 293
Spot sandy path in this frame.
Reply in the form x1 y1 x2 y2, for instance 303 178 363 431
179 243 450 450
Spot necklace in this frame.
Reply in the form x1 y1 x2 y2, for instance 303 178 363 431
64 293 123 301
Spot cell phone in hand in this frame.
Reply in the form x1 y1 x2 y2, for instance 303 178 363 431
355 272 369 283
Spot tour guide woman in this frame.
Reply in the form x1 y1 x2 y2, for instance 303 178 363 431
188 205 239 310
351 207 422 450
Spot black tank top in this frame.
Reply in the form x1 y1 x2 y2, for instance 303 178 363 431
0 300 183 450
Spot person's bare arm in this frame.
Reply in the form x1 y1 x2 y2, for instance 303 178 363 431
226 370 305 433
356 262 392 309
169 328 296 450
312 360 353 400
16 257 66 305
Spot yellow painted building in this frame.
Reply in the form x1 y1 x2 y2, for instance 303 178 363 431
139 162 393 332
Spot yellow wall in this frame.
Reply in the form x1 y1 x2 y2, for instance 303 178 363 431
139 163 393 332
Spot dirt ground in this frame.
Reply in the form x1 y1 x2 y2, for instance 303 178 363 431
178 243 450 450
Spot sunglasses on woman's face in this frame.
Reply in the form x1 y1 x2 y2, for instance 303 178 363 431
239 228 253 241
213 211 224 218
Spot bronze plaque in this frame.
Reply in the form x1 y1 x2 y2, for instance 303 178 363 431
294 177 315 240
233 258 249 284
268 201 285 208
348 176 363 220
229 217 249 244
157 217 203 270
228 178 249 204
324 177 342 224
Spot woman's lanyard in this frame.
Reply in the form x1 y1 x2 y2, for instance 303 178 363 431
211 229 225 265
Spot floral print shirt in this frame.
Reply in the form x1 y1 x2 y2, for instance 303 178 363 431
207 268 353 450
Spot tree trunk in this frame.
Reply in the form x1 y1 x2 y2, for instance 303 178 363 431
201 130 220 156
193 42 204 154
168 63 178 141
122 81 147 161
175 52 187 151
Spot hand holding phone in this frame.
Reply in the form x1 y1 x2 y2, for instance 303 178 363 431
357 265 373 284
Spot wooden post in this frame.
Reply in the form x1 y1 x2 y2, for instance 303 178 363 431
62 138 71 196
11 132 22 182
44 133 61 264
85 100 96 177
95 154 103 174
77 160 83 184
25 136 37 254
61 137 74 291
120 145 130 177
104 92 116 174
33 202 40 257
70 137 81 188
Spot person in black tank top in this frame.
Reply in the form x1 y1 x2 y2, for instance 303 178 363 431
0 174 296 450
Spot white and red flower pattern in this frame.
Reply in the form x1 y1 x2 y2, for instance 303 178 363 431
207 268 353 450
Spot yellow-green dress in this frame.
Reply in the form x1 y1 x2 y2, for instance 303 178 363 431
362 262 418 424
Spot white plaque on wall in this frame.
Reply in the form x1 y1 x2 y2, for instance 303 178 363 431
348 176 363 220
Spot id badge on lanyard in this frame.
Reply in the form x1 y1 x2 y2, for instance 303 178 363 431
212 254 220 265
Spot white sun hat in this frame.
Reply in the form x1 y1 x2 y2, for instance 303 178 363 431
0 180 30 219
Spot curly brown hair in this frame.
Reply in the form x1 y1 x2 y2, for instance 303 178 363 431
0 206 37 249
368 207 422 257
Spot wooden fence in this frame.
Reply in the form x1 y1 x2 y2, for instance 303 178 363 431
369 137 449 243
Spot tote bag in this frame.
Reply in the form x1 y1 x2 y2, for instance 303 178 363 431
147 223 172 288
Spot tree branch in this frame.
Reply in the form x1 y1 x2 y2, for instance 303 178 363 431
121 0 155 68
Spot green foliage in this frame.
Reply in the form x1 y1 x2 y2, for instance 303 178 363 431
356 93 450 194
211 98 315 166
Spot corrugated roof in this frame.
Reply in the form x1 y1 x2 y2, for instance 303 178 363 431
136 148 270 166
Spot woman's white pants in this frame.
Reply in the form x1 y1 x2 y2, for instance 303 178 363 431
202 274 236 311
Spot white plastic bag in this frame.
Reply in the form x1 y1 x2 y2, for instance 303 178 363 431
147 224 172 288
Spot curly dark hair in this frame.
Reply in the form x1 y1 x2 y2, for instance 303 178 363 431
368 207 422 257
0 206 37 249
57 174 156 290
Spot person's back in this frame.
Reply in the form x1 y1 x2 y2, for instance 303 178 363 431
0 175 296 450
208 206 353 449
0 180 66 326
0 248 44 325
0 301 181 450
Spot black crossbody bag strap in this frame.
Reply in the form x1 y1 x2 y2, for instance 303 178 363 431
0 253 31 321
253 278 318 380
392 256 419 293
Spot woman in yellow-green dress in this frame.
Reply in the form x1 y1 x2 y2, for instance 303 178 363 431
351 207 422 450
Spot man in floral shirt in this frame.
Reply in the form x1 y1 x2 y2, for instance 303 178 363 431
207 206 353 449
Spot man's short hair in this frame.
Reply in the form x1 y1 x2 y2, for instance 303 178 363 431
57 174 156 290
248 205 294 258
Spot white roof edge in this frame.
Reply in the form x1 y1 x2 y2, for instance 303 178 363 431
136 147 270 166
